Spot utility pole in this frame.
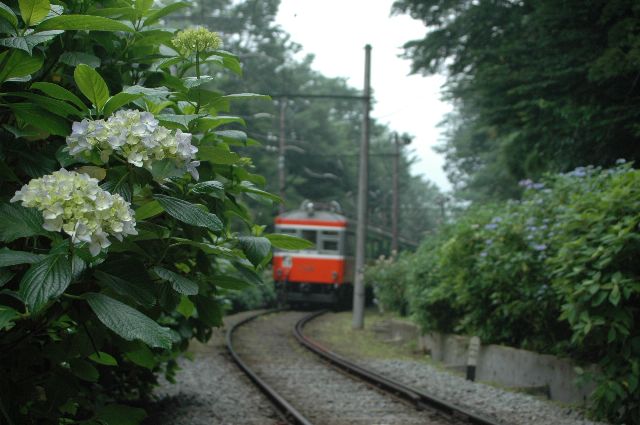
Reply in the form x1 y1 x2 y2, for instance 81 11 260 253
278 98 286 213
391 133 411 253
353 45 371 330
391 133 400 254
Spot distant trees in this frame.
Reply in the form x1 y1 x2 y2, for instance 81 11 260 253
393 0 640 202
167 0 443 242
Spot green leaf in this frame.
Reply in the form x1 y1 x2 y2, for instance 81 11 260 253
198 144 240 165
8 92 83 117
150 158 184 182
0 248 45 267
222 93 270 102
95 404 147 425
89 351 118 366
31 81 87 111
35 15 134 32
0 30 61 54
59 50 101 68
0 203 48 242
193 115 246 132
157 113 204 130
239 181 281 202
9 103 70 136
0 306 19 330
134 200 164 220
94 270 156 308
143 2 189 26
103 92 143 117
74 64 110 111
154 194 222 232
266 233 315 250
238 236 271 267
0 49 43 83
176 295 195 318
0 3 18 28
190 180 224 198
124 344 155 369
69 358 99 382
19 0 50 27
194 295 222 327
213 275 250 290
151 266 198 295
85 292 172 349
19 254 72 313
215 129 247 144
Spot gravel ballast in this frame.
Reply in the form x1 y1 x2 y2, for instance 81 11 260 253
145 310 283 425
304 311 610 425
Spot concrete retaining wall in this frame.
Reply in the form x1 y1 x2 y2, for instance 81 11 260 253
384 319 595 404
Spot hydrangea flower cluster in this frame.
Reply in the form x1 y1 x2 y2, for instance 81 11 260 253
172 27 222 56
11 169 137 256
66 109 199 179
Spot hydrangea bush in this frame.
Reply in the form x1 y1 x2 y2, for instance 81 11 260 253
0 1 307 424
371 163 640 423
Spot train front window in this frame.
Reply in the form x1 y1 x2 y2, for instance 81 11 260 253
301 229 317 249
319 230 340 254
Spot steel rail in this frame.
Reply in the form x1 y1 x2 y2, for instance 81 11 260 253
294 310 507 425
226 310 315 425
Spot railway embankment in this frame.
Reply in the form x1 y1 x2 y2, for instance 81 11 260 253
304 309 609 425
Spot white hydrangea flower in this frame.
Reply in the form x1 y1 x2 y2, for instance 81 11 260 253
10 169 137 256
66 110 199 179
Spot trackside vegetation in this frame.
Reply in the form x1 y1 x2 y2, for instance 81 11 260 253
0 0 313 423
367 163 640 424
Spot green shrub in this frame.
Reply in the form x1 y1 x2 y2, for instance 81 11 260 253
366 252 414 316
399 163 640 423
0 1 309 423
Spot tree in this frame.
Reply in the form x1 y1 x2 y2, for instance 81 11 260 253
394 0 640 202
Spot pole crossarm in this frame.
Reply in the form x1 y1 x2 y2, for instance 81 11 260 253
271 93 371 101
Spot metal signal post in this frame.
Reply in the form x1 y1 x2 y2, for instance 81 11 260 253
352 45 371 330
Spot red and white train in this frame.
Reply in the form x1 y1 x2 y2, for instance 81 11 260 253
272 200 355 306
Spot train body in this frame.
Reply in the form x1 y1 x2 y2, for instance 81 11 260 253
272 201 355 306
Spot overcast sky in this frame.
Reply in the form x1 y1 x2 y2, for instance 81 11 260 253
274 0 453 191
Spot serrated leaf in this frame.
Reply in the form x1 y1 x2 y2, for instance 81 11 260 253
95 404 147 425
94 270 156 308
74 64 109 111
59 50 101 68
194 295 222 327
190 180 224 198
19 0 50 27
0 49 43 83
35 15 134 32
135 200 164 220
9 103 70 136
103 92 143 117
0 30 61 54
0 248 46 267
86 292 172 349
239 181 281 202
198 145 240 165
154 194 222 232
176 295 195 318
143 2 190 26
215 129 247 144
19 254 71 313
0 203 48 242
7 92 83 117
0 306 19 330
266 233 314 250
31 81 87 111
238 236 271 267
152 266 198 295
0 3 18 28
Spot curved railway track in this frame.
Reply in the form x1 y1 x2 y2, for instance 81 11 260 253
227 310 507 425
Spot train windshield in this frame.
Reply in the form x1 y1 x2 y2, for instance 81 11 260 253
319 230 340 254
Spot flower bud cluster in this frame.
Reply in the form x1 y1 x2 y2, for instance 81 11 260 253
66 110 199 178
11 169 137 256
172 27 222 56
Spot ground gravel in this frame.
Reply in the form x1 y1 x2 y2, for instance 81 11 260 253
145 310 284 425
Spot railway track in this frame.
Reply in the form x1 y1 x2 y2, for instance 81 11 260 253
227 310 507 425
